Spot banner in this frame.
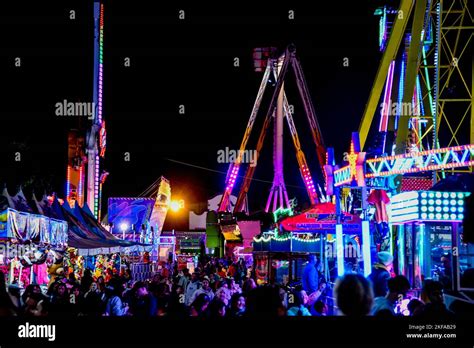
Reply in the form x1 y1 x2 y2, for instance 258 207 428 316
107 198 156 235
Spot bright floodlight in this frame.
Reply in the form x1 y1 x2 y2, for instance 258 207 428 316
120 222 129 232
170 200 181 212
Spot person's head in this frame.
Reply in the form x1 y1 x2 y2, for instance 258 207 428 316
245 285 282 318
56 284 67 297
201 276 210 289
217 289 228 304
421 280 444 304
68 272 77 282
191 272 199 282
313 300 328 316
230 293 246 312
387 275 410 297
183 268 190 276
191 293 210 313
308 254 317 265
226 277 235 289
32 285 41 294
71 285 81 297
175 285 184 295
407 298 424 316
334 274 373 317
152 273 161 283
291 290 309 307
89 282 98 292
133 281 148 298
377 252 394 269
208 299 226 317
243 278 256 293
97 276 104 284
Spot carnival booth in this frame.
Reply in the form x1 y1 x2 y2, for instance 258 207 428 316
391 190 472 291
0 207 68 287
252 203 370 286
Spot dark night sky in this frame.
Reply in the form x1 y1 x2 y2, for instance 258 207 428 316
0 0 389 213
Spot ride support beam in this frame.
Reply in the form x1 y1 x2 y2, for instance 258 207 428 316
395 0 428 154
359 0 414 151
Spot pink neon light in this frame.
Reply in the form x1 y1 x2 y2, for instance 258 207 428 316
379 60 395 132
367 144 474 163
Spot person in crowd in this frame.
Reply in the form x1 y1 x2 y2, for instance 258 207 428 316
185 272 201 306
191 276 214 304
104 279 128 316
245 285 282 318
23 293 47 317
66 272 79 289
7 283 23 312
371 275 410 316
21 284 45 305
228 293 246 317
312 300 328 316
0 271 16 316
128 281 156 317
215 282 231 306
177 268 190 290
242 278 257 295
407 298 424 316
208 298 227 318
287 290 312 316
96 276 106 293
448 268 474 316
167 285 188 318
189 293 210 317
414 279 455 319
302 254 319 295
150 282 170 312
227 277 242 295
217 264 227 279
335 274 374 317
49 283 72 316
368 251 393 298
80 269 93 293
82 282 105 316
69 284 83 316
235 258 247 284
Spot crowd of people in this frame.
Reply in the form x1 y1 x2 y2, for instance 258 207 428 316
0 253 472 318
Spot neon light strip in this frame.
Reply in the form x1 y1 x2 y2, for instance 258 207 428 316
390 213 420 223
379 60 395 132
391 200 419 210
98 4 104 124
66 165 71 199
365 145 474 177
391 191 419 201
391 206 419 216
361 221 371 277
368 144 474 163
419 224 425 276
95 153 99 216
336 224 344 276
395 56 405 130
78 165 83 206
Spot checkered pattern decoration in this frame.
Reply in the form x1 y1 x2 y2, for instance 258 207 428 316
401 177 433 192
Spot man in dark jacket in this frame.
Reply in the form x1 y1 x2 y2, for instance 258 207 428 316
368 251 393 298
302 255 319 294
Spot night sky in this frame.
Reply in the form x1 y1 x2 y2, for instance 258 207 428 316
0 0 389 214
